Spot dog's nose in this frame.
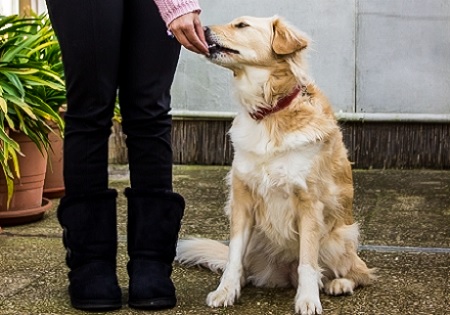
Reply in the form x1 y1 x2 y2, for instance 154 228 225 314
203 26 211 36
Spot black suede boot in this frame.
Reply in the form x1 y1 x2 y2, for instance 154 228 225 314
57 189 122 311
125 187 185 310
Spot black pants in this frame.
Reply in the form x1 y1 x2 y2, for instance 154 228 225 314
46 0 181 195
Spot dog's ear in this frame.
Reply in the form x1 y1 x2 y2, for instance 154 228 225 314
272 17 308 55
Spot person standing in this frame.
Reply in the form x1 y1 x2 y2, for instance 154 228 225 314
45 0 208 311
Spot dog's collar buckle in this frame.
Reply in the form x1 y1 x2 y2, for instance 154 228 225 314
250 85 307 121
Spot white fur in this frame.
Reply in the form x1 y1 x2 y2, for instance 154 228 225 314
206 231 249 307
296 265 323 314
234 67 272 111
176 239 228 273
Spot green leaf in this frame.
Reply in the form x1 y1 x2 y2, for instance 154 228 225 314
2 71 25 97
0 96 6 113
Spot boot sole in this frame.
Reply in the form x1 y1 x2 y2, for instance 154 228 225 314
128 297 177 310
71 298 122 311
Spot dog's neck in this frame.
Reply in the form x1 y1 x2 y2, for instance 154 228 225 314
234 66 308 121
249 85 306 120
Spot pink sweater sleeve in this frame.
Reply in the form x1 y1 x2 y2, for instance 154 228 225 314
153 0 202 26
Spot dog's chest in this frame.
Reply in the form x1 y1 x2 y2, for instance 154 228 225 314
230 116 320 194
230 116 321 245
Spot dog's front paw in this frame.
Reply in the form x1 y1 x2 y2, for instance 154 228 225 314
206 268 242 307
295 264 323 314
206 286 240 307
295 293 322 315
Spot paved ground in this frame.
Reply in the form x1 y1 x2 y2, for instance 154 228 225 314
0 165 449 315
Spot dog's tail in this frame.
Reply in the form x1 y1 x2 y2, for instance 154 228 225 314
175 238 229 273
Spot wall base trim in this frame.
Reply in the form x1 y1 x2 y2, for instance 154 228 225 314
109 119 450 169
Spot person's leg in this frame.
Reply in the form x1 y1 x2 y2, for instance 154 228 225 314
47 0 122 194
118 0 185 310
119 0 180 191
45 0 123 310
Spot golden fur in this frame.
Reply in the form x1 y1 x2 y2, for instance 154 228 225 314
176 16 376 315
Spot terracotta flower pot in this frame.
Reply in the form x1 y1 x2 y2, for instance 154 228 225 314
43 108 65 199
0 132 52 226
43 124 65 199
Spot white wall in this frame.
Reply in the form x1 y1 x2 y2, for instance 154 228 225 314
356 0 450 114
0 0 17 15
0 0 47 15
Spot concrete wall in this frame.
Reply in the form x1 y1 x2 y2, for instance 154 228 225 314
171 0 450 117
0 0 47 15
6 0 449 117
356 0 450 114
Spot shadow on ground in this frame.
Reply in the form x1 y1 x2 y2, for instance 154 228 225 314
0 165 449 314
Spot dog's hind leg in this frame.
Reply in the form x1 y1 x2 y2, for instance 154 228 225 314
323 253 376 295
320 224 376 296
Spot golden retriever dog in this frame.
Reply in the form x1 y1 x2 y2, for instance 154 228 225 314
176 16 376 315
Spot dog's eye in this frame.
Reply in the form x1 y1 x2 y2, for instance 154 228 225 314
235 22 249 28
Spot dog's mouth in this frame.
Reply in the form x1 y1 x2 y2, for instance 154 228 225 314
206 38 239 55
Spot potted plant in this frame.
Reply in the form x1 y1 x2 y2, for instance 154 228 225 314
28 14 67 199
0 13 65 225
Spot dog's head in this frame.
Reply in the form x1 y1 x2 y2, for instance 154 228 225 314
204 16 312 112
204 16 310 70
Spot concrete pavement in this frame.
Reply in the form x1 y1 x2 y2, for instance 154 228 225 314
0 165 449 314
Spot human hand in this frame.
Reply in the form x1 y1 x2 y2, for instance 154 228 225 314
168 12 209 55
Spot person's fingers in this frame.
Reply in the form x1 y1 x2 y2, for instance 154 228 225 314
169 13 209 55
171 28 202 54
182 25 209 55
194 19 208 54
